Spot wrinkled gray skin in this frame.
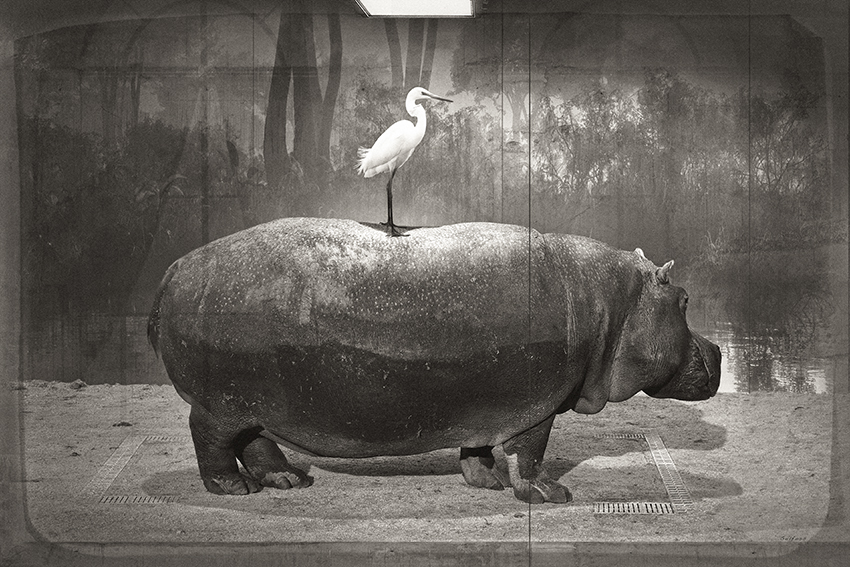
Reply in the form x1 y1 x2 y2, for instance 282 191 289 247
149 218 721 503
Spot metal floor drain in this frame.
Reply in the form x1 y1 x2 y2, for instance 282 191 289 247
595 432 646 439
594 502 674 514
142 434 185 443
99 495 175 504
644 431 695 513
82 435 146 498
592 431 694 514
84 434 188 504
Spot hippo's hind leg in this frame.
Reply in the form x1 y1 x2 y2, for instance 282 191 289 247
236 432 313 490
189 404 261 495
502 415 572 504
460 446 509 490
189 405 313 495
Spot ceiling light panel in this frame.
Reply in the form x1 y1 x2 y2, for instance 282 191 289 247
356 0 474 17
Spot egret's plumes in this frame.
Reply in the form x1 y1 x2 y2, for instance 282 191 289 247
357 121 420 178
356 87 452 236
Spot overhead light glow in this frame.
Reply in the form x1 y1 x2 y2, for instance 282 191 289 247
356 0 474 18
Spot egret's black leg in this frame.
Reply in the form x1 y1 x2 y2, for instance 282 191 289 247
381 169 406 237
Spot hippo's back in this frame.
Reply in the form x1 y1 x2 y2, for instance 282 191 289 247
155 218 559 359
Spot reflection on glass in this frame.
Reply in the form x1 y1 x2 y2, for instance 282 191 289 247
14 10 845 393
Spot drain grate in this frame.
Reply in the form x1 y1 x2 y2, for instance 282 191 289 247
591 431 694 515
143 434 186 443
99 495 176 504
84 434 188 504
595 432 646 439
644 431 695 513
81 435 146 498
594 502 674 514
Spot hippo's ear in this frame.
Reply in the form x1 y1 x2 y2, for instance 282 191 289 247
634 248 646 259
655 260 674 284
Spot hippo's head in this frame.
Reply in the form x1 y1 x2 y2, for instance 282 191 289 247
607 250 721 403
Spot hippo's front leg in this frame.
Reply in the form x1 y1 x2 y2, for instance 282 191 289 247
502 415 572 504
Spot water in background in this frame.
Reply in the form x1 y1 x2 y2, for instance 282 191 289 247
699 324 833 394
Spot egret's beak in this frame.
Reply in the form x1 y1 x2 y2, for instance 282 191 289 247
417 90 453 104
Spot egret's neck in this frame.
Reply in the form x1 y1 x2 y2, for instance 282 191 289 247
409 104 426 132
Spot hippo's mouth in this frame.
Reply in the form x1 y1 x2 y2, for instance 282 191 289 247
694 332 722 394
645 332 721 401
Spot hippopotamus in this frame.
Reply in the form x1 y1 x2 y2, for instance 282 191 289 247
148 218 720 503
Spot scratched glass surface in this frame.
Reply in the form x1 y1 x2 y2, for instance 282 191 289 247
15 9 845 393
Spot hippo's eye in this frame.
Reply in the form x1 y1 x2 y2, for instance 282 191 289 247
680 294 689 312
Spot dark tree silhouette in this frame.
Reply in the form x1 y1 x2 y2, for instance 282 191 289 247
263 7 343 198
384 19 440 90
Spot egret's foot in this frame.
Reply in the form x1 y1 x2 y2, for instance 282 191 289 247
380 222 408 237
203 473 262 495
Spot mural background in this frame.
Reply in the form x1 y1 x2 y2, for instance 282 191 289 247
11 0 847 394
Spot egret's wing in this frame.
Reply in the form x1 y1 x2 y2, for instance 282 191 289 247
357 120 416 178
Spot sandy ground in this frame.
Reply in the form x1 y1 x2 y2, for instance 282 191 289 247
14 379 846 546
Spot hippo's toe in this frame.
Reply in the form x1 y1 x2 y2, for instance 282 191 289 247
259 471 314 490
205 473 262 495
512 471 572 504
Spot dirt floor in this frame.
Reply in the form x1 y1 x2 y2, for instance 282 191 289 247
15 380 847 545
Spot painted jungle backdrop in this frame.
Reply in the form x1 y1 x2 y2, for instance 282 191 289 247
15 4 846 392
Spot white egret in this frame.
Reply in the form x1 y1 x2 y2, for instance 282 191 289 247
357 87 452 236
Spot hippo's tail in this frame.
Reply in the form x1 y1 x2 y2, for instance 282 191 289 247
148 259 181 358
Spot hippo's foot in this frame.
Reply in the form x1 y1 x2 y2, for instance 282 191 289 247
257 471 311 490
238 435 314 490
460 446 509 490
236 436 313 490
502 414 572 504
188 405 313 496
204 472 262 495
509 468 572 504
